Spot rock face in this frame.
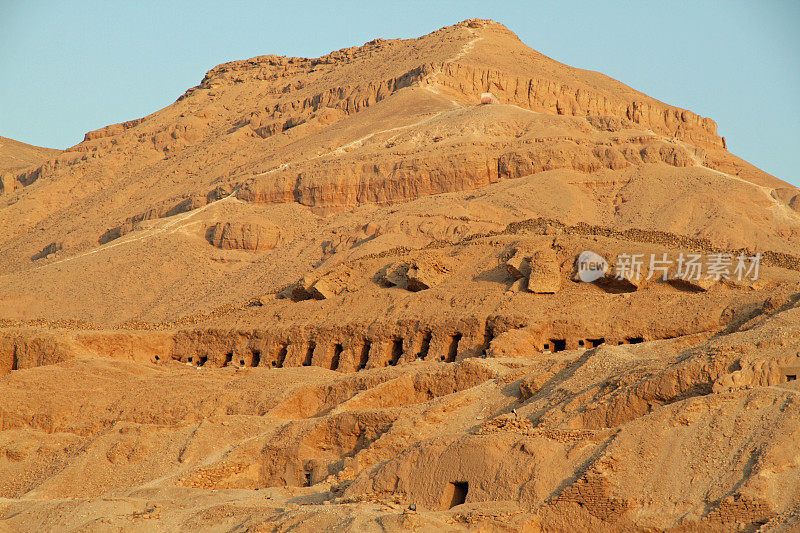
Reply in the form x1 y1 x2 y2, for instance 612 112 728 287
280 263 355 301
404 254 453 291
505 242 561 293
774 187 800 213
0 173 16 195
1 17 800 533
505 247 532 279
30 241 63 261
381 261 412 289
207 221 281 251
379 253 452 292
2 299 800 531
527 249 562 294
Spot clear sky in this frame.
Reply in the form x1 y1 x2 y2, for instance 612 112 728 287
1 0 798 187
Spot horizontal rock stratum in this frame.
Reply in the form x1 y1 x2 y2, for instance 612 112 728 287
1 19 800 532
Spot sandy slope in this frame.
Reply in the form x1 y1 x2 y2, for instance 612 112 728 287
1 300 799 530
0 136 58 175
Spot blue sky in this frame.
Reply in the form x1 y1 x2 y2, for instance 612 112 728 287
1 1 798 187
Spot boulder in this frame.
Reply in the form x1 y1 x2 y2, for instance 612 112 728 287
308 269 352 299
381 262 411 289
790 195 800 213
0 172 16 195
505 277 528 294
527 249 562 294
480 92 498 104
380 254 451 292
505 249 531 279
406 256 451 291
281 266 354 301
503 240 562 294
31 241 63 261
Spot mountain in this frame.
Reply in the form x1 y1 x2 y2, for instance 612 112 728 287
1 20 799 531
1 20 798 326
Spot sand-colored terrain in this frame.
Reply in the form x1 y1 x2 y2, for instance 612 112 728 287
0 136 60 195
1 19 800 531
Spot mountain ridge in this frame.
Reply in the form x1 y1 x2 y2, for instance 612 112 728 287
2 18 800 531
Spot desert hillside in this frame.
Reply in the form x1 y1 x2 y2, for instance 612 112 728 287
1 19 800 532
0 136 59 192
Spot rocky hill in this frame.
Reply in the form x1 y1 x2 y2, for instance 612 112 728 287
0 135 59 193
1 19 799 531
